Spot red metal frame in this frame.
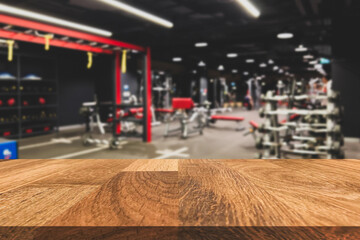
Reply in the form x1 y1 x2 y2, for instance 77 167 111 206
146 47 152 142
0 14 153 143
0 14 145 52
0 29 112 54
115 52 122 135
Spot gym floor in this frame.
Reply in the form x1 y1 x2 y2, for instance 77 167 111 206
18 110 360 160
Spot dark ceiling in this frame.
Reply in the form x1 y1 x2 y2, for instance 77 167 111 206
0 0 358 75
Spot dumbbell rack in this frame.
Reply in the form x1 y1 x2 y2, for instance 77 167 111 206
257 83 344 159
258 91 282 159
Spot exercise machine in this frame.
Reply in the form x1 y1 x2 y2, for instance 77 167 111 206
164 98 208 139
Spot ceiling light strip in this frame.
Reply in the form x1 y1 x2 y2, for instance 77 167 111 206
236 0 260 18
0 3 112 37
99 0 173 28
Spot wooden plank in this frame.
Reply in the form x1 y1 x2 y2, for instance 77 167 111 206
222 159 360 226
32 159 134 185
179 159 306 226
0 159 77 193
122 159 178 172
179 159 360 226
0 159 135 193
48 171 179 226
0 159 135 227
0 184 98 226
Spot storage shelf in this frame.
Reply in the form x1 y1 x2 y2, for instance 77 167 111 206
0 52 59 139
0 107 19 110
0 93 18 96
22 105 58 110
22 123 55 129
21 118 57 123
20 80 57 83
22 130 56 138
1 134 19 139
20 92 57 96
0 121 19 125
0 79 17 82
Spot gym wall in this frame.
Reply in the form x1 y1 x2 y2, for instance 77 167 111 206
57 51 96 126
332 12 360 138
332 60 360 138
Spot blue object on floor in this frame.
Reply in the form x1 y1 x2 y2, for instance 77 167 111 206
0 138 18 160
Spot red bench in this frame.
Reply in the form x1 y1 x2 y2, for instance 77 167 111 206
211 115 244 122
210 115 245 131
129 108 144 114
249 120 259 129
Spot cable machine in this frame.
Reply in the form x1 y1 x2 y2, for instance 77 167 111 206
0 14 152 143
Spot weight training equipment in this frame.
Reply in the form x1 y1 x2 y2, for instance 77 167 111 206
254 79 345 160
7 98 15 106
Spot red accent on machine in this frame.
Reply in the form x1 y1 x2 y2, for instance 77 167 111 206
211 116 245 121
172 98 195 110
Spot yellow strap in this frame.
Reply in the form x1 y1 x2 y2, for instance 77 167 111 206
122 50 127 73
87 52 93 69
44 34 53 51
6 40 14 62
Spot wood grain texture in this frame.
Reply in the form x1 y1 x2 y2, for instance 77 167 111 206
122 159 178 172
0 159 134 193
49 171 179 226
0 159 360 239
0 184 98 226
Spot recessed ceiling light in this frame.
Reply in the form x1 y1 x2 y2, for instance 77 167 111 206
309 60 318 65
0 3 112 36
303 55 314 59
192 70 197 74
218 65 225 71
246 59 255 63
172 57 182 62
227 53 238 58
277 32 294 39
158 71 165 75
268 59 274 64
195 42 208 48
99 0 173 28
232 69 238 74
198 61 206 67
273 66 279 71
259 63 267 68
235 0 261 18
243 71 249 76
279 69 284 74
295 45 308 52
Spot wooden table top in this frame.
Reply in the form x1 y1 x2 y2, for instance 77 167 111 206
0 158 359 239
